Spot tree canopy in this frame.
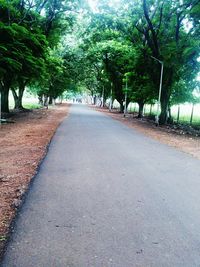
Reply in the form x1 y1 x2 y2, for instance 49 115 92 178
0 0 199 124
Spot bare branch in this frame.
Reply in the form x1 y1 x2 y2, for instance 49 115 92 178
156 1 164 36
36 0 49 14
135 23 145 34
143 0 160 57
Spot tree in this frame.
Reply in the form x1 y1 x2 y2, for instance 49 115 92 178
79 0 200 123
0 0 80 112
129 0 200 123
0 1 47 112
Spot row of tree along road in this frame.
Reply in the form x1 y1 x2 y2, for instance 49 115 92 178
0 0 81 115
0 0 200 125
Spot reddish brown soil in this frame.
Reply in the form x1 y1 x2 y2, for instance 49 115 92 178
94 106 200 160
0 104 69 258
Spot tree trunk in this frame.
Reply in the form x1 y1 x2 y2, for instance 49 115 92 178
38 96 43 105
11 88 18 108
1 84 10 113
119 101 124 113
133 103 136 113
18 84 25 109
159 88 170 124
126 99 131 112
49 95 53 105
44 95 49 107
168 106 171 119
167 105 173 124
138 102 144 118
93 95 97 105
101 96 105 107
143 104 146 115
159 99 168 124
11 88 23 109
11 81 26 109
150 104 153 115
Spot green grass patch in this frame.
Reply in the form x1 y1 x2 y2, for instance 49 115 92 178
23 103 42 109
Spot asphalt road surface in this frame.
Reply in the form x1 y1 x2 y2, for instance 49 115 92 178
2 104 200 267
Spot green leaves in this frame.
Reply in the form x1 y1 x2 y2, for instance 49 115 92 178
0 0 199 117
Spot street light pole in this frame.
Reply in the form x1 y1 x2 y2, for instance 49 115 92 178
151 56 164 125
109 83 112 112
124 78 128 117
101 69 105 108
101 85 104 107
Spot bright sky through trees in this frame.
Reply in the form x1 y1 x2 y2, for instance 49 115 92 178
88 0 122 11
88 0 97 11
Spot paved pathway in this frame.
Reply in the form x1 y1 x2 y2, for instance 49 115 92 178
2 104 200 267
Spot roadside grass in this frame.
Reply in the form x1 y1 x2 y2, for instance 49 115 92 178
23 103 42 109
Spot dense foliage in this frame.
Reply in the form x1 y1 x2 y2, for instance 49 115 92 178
78 0 200 124
0 0 199 124
0 0 80 112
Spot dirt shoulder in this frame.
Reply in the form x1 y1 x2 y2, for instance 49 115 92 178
94 106 200 160
0 104 69 259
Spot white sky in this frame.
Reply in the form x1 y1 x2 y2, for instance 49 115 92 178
88 0 123 12
88 0 98 11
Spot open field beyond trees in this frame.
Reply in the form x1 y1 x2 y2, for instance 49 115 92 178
111 101 200 126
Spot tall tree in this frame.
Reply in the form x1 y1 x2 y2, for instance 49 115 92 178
131 0 200 123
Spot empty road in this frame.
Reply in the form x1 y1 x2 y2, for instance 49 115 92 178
2 104 200 267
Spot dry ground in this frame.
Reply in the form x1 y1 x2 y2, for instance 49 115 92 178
94 106 200 160
0 104 69 259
